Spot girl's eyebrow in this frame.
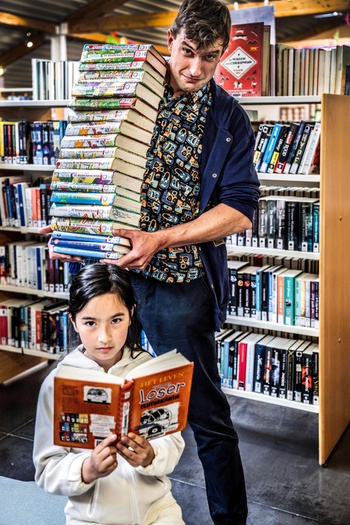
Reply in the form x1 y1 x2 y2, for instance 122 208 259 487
81 312 125 321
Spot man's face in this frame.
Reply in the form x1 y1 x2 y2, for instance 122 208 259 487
167 28 224 97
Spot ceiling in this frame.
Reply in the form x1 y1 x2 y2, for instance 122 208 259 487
0 0 349 89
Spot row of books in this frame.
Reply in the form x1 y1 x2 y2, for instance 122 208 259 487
0 176 52 228
49 43 167 259
216 329 319 405
228 261 319 328
226 250 319 276
215 18 350 97
0 297 70 354
31 59 80 101
232 195 320 253
253 121 321 175
275 44 350 97
0 240 83 292
0 119 68 165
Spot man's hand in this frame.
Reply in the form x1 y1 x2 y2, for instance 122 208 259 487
117 432 155 468
81 434 118 483
101 228 164 270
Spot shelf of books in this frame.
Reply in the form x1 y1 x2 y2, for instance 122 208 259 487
0 97 72 380
0 43 168 382
221 94 350 466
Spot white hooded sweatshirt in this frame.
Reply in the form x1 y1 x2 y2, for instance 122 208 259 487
33 346 185 525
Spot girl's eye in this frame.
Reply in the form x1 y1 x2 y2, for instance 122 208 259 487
111 317 121 325
85 321 96 327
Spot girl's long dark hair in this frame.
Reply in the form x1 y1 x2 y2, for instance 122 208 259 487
69 263 143 356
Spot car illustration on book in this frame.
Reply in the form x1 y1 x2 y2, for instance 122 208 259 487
84 387 110 404
138 407 173 438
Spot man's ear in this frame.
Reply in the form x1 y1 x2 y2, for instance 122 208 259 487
167 29 174 53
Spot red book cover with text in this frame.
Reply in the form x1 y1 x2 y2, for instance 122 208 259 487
215 22 264 97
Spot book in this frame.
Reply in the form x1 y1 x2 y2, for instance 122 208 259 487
267 124 290 173
69 97 159 122
68 108 156 133
78 59 166 85
53 350 193 447
289 123 314 175
71 82 162 111
61 123 153 147
50 217 136 235
77 69 164 98
283 121 306 174
49 203 140 227
298 122 321 175
80 43 167 76
274 122 299 174
215 22 264 97
253 335 275 394
259 123 283 173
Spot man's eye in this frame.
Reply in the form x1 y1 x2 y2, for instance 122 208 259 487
183 48 193 56
205 54 217 61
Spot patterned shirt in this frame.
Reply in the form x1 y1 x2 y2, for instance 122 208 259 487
139 82 213 283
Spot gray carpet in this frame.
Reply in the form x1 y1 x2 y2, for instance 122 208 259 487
0 476 66 525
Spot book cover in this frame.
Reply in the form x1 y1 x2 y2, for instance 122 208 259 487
289 123 314 175
69 97 159 122
283 121 306 174
253 335 275 394
259 123 283 173
54 350 193 447
50 217 135 236
274 122 299 174
215 22 264 97
71 82 162 111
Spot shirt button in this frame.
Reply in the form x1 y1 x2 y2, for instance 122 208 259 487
212 173 218 178
226 137 231 142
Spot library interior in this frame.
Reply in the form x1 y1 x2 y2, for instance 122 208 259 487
0 1 350 524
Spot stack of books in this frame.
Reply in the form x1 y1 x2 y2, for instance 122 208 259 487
49 43 167 261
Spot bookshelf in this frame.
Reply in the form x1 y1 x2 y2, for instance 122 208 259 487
0 99 70 382
226 94 350 466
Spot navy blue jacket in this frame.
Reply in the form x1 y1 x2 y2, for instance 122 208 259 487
199 79 260 330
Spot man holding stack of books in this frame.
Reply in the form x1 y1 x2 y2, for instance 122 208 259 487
46 0 260 523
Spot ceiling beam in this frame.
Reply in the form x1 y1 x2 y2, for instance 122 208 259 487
0 35 46 68
0 11 56 33
65 0 130 23
68 0 348 33
281 18 345 42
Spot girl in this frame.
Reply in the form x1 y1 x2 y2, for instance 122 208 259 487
33 263 185 525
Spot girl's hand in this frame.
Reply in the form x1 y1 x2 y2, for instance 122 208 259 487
82 434 118 483
117 432 155 468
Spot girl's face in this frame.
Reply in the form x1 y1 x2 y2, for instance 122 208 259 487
71 293 132 371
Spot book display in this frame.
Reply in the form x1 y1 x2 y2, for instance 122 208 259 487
223 93 350 466
49 43 166 259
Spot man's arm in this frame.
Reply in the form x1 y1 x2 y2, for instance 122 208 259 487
105 203 251 270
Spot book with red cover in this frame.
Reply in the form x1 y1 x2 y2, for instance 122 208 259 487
54 350 193 448
215 22 264 96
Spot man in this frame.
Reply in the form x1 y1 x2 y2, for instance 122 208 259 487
106 2 260 523
48 1 260 523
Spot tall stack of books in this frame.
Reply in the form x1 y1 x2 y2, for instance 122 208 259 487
49 43 167 261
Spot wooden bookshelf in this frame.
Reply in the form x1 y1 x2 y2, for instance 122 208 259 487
0 100 69 383
226 94 350 466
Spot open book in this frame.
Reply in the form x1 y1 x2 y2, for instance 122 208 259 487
54 350 193 448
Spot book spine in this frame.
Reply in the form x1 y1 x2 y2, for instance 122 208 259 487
52 246 123 260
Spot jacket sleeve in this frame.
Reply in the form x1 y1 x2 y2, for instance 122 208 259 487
201 84 260 222
135 432 185 477
33 371 95 496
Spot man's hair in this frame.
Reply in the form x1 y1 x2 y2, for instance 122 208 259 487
171 0 231 50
